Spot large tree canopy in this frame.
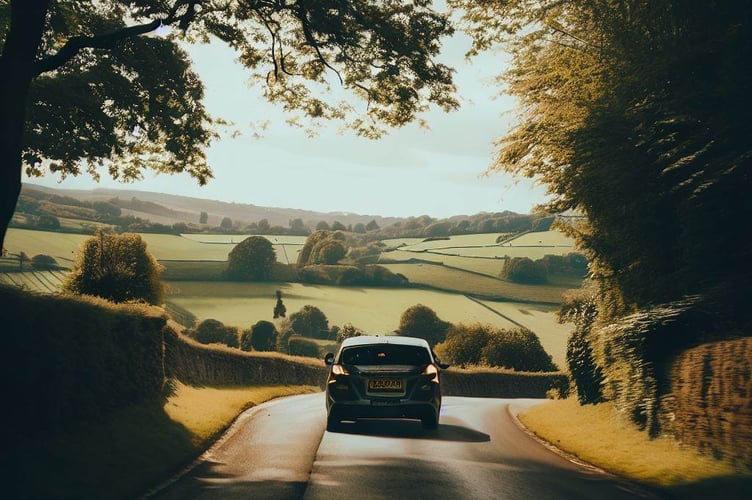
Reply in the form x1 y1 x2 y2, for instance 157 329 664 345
0 0 458 249
451 0 752 318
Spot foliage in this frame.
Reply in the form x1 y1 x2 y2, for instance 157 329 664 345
434 323 491 368
219 217 233 230
337 323 364 344
188 318 239 348
289 305 329 340
30 253 58 270
451 0 752 311
248 320 277 352
61 229 163 304
36 214 60 230
560 285 604 404
481 328 557 372
225 236 276 281
501 257 547 284
435 323 557 372
314 239 346 265
287 335 321 358
397 304 451 347
199 212 208 224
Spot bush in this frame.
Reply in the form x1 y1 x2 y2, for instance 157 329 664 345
36 214 60 230
188 318 239 348
434 323 492 367
61 229 163 304
225 236 276 280
312 239 346 264
566 327 604 404
337 323 363 343
30 254 58 270
397 304 451 347
289 305 329 339
240 328 253 351
502 257 548 284
288 335 321 357
249 320 277 351
481 328 557 372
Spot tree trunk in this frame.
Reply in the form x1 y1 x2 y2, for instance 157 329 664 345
0 0 50 251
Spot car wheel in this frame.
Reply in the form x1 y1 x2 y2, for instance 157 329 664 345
421 413 438 430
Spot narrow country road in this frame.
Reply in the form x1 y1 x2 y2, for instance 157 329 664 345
148 393 662 500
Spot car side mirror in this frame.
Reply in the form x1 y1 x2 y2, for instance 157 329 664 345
324 352 335 365
438 362 451 370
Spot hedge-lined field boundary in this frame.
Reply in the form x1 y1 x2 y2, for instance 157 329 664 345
2 284 569 446
658 337 752 470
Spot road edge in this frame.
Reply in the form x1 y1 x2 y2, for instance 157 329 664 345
506 403 667 499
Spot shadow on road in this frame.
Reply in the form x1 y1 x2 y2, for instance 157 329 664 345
329 418 491 442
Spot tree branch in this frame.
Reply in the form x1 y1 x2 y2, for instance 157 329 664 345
32 19 162 76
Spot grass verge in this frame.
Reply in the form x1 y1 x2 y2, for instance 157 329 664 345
519 398 752 499
9 383 319 500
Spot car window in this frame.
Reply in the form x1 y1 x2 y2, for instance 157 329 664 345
340 345 431 366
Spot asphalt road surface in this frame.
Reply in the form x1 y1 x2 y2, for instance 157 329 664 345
148 393 662 500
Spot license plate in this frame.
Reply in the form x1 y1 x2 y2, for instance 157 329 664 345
368 378 403 393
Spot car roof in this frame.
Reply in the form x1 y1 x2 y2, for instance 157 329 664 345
340 335 430 349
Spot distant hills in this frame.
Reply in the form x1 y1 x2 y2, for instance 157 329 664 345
21 183 405 229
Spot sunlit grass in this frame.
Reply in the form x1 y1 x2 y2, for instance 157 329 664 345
164 382 319 445
519 399 744 488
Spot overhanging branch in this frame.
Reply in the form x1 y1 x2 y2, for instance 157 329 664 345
32 19 162 76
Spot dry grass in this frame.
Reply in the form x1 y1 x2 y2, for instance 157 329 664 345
164 382 320 445
519 398 740 487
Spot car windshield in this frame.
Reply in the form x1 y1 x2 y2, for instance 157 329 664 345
340 344 431 366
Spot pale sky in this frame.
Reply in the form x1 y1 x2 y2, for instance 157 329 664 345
28 28 550 219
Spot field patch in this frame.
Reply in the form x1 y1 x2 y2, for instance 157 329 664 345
165 281 569 367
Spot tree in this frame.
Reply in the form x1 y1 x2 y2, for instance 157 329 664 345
249 320 277 352
313 239 346 265
365 219 380 231
451 0 752 313
257 219 270 233
61 229 163 304
315 221 330 231
220 216 233 230
0 1 458 252
199 211 208 224
225 236 276 280
273 289 287 319
289 305 329 339
189 318 239 348
337 323 363 343
353 223 366 234
288 218 307 235
331 221 346 231
397 304 451 347
36 214 60 230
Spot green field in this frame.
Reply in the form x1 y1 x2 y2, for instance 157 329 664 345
3 228 302 265
165 281 570 368
0 269 68 294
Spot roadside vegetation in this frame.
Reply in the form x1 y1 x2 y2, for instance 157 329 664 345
519 399 751 498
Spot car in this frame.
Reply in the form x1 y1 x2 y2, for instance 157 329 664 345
324 335 450 431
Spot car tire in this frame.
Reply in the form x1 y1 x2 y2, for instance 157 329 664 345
421 413 439 430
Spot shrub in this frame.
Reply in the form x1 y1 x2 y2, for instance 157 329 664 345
289 305 329 339
189 318 239 348
239 328 253 351
36 214 60 230
288 335 321 358
225 236 276 280
249 320 277 351
312 240 346 264
566 327 604 404
30 254 58 270
502 257 547 284
481 328 557 372
61 229 163 304
337 323 363 343
397 304 451 347
434 323 492 367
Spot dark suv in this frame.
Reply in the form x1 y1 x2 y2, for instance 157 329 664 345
324 335 450 431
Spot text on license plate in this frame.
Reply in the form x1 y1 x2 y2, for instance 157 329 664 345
368 378 403 392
